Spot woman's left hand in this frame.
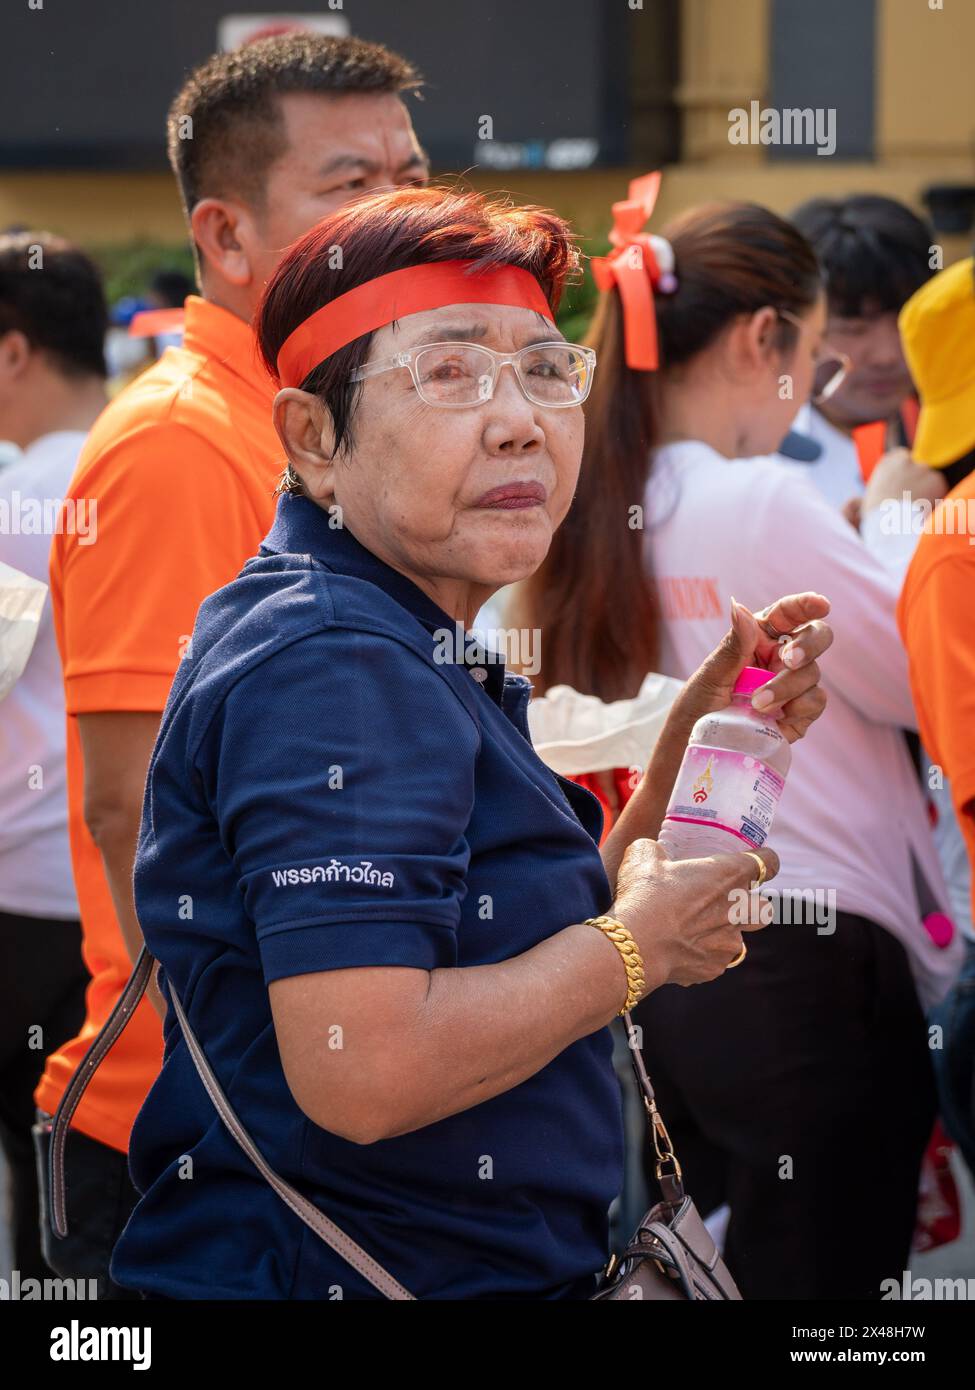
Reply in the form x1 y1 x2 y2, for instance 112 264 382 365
604 593 833 883
678 592 833 744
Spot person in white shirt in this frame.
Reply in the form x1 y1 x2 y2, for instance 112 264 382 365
779 196 935 520
779 400 863 513
515 191 960 1299
862 256 975 1184
0 232 107 1278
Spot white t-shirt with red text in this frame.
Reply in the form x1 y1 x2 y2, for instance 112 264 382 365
643 438 960 1009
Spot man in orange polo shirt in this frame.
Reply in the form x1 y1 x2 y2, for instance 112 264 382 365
36 32 428 1295
896 255 975 1181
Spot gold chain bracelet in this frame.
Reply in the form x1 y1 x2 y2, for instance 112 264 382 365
585 914 646 1015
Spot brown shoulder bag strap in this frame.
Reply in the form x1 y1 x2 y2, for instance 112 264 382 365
49 952 680 1299
48 946 416 1300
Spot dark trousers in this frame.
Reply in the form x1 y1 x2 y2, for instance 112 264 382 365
929 936 975 1180
0 908 89 1279
632 907 937 1300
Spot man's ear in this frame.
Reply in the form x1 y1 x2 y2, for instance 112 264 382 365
190 199 254 288
0 329 32 382
273 388 338 499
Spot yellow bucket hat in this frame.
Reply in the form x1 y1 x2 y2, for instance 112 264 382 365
899 256 975 467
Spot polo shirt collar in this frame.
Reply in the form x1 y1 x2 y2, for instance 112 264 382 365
181 295 274 395
261 494 511 703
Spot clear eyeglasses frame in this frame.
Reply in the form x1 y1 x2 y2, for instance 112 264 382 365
347 340 597 409
777 308 852 404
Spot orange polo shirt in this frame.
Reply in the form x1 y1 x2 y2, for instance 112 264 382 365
37 296 283 1152
897 469 975 926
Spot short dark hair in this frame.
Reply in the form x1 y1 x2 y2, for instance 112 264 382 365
791 194 934 318
942 446 975 491
0 231 107 378
257 185 578 493
149 268 195 307
167 33 423 222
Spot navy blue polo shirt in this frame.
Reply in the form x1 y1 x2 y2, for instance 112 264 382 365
111 492 623 1300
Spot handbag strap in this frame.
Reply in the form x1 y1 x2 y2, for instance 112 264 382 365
620 1008 686 1205
49 946 415 1300
48 946 156 1241
49 948 682 1299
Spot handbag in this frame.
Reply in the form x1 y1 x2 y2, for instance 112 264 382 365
48 946 741 1301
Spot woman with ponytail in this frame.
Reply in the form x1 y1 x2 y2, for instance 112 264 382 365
512 180 961 1300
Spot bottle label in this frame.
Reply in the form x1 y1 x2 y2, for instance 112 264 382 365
663 745 785 849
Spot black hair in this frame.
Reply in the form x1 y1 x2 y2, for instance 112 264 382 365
515 200 822 703
149 268 195 307
941 446 975 492
791 194 934 318
167 33 423 223
0 231 107 378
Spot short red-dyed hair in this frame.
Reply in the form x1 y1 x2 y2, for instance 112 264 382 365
256 184 578 485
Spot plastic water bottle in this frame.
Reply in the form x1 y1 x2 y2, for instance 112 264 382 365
657 667 791 859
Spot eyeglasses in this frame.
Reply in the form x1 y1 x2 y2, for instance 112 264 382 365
348 340 596 408
778 309 852 404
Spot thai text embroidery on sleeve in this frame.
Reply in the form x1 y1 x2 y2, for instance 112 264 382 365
270 860 396 889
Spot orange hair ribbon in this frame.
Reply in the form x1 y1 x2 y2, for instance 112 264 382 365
591 172 675 371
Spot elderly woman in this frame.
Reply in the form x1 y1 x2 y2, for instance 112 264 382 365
108 187 830 1300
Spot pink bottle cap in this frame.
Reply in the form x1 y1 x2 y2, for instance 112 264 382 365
923 912 955 949
733 666 775 697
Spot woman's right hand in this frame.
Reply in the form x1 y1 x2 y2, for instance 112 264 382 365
610 837 779 990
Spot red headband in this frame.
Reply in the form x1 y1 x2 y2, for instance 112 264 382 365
591 171 677 372
275 259 555 387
